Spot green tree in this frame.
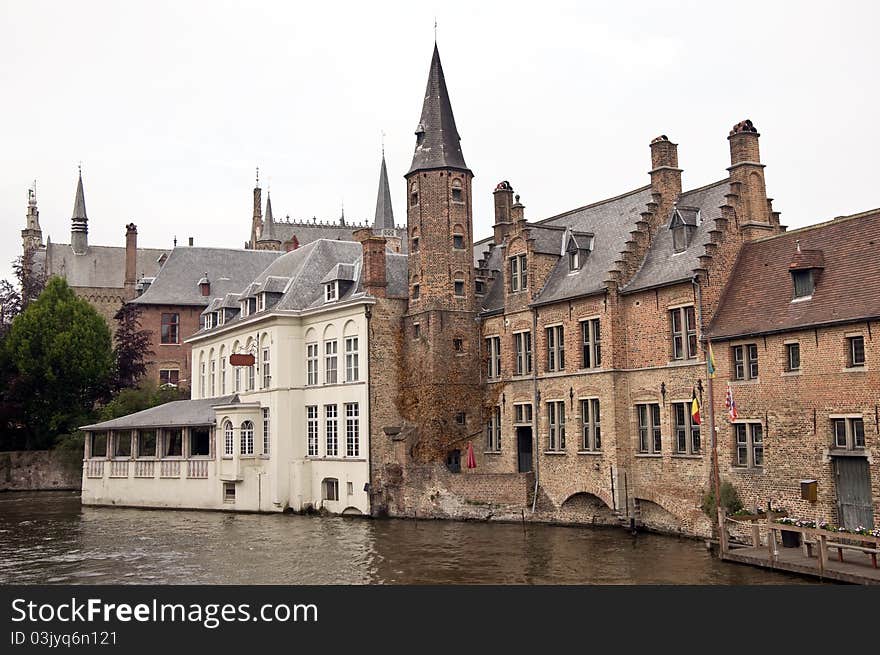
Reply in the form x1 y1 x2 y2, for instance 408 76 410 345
112 302 154 390
4 277 113 448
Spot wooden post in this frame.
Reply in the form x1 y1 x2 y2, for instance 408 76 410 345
718 507 729 555
751 523 761 548
818 533 828 575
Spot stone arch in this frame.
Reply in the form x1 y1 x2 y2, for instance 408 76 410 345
559 491 617 524
342 319 358 337
635 498 683 533
322 323 337 341
303 327 317 343
341 506 363 516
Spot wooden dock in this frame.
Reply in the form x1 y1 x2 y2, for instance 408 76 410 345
718 510 880 585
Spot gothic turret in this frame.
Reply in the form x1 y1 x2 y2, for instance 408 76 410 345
71 169 89 255
250 167 263 248
255 192 281 251
21 181 43 252
372 153 401 252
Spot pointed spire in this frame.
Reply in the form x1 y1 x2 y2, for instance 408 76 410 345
261 192 276 240
72 169 88 223
373 153 395 229
70 167 89 254
408 43 468 175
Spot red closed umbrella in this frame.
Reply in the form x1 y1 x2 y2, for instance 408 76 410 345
466 441 477 469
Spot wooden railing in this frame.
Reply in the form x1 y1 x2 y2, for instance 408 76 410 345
160 460 181 478
187 460 209 479
109 460 129 478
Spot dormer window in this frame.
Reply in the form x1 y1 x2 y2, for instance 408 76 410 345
325 281 338 303
257 293 265 311
569 249 579 271
792 269 814 299
204 313 213 329
217 311 224 326
669 207 697 253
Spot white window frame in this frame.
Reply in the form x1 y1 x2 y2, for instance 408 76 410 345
637 403 662 454
325 404 338 456
262 408 270 456
580 398 601 452
486 406 501 452
580 318 601 369
546 325 564 372
306 343 319 386
514 331 532 376
672 401 701 455
324 340 338 384
240 421 254 456
345 336 359 382
345 402 359 457
733 422 763 468
486 336 501 380
307 406 319 457
547 400 566 452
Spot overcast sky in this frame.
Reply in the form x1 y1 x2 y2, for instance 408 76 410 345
2 1 878 283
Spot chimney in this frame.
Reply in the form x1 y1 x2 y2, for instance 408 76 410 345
188 237 194 247
728 119 771 230
198 272 210 297
493 181 515 244
649 135 682 219
124 223 138 294
511 194 525 225
354 228 387 298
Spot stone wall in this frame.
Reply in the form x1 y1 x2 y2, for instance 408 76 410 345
0 451 81 491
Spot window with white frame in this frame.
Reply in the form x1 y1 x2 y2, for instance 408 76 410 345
514 403 533 424
224 421 234 456
486 406 501 452
785 342 801 372
247 360 255 391
159 369 179 387
734 422 763 467
509 254 527 292
204 313 213 329
257 293 265 312
670 306 697 360
345 403 359 457
325 341 338 384
581 318 601 369
307 343 319 385
199 358 205 398
234 364 241 393
325 404 338 456
220 356 226 393
732 344 759 380
673 402 700 455
262 408 270 456
546 325 564 372
345 337 359 382
547 401 566 451
514 331 532 376
163 428 183 457
486 336 501 379
637 403 662 454
209 358 216 396
262 346 271 388
833 417 865 450
240 421 254 456
307 406 319 457
847 335 865 367
325 282 338 303
581 398 601 451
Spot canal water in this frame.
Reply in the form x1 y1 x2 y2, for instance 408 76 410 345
0 491 809 584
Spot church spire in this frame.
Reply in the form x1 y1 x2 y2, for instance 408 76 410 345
373 153 395 230
21 180 43 252
71 167 89 254
408 43 468 175
262 192 275 239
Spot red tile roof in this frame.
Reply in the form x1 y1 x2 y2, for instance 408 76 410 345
708 209 880 339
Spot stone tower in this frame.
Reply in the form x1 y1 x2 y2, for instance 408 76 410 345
402 43 482 464
71 169 89 255
250 168 263 249
21 181 43 253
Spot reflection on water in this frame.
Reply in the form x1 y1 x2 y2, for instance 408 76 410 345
0 491 809 585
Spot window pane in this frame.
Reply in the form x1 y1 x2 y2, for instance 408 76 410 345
853 419 865 448
833 419 847 448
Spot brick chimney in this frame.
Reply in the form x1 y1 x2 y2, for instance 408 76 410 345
124 223 138 295
493 181 515 244
649 135 682 221
354 228 387 298
728 119 772 236
198 272 210 297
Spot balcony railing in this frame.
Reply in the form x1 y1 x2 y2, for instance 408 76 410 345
187 460 209 479
85 460 104 478
160 460 181 478
109 460 129 478
134 460 155 478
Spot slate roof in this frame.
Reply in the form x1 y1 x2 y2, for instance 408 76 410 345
374 155 395 229
530 185 655 306
42 242 169 289
408 44 468 174
71 172 87 221
623 179 729 293
130 247 281 307
80 395 238 430
708 209 880 340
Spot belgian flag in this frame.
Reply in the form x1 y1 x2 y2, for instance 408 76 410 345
691 388 701 425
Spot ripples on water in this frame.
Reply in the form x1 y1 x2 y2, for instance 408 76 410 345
0 491 809 585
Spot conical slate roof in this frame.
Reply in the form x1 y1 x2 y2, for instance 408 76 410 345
408 44 468 174
72 172 88 222
373 154 395 229
260 193 278 241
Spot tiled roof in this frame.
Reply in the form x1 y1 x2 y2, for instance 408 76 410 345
80 395 238 430
708 209 880 339
44 242 169 289
622 179 729 293
130 247 281 307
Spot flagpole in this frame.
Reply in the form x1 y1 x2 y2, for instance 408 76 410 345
693 278 721 525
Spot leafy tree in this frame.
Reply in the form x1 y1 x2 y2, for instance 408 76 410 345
112 302 154 390
0 279 21 340
701 480 743 518
13 250 46 311
4 277 113 448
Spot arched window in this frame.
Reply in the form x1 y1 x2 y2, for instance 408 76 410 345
451 178 463 203
240 421 254 455
223 420 234 456
198 352 206 398
245 338 255 391
232 341 241 392
261 333 271 388
208 348 215 397
219 346 226 394
410 181 419 207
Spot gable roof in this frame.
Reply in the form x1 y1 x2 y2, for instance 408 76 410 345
708 209 880 339
43 242 169 289
622 179 729 294
130 247 281 307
